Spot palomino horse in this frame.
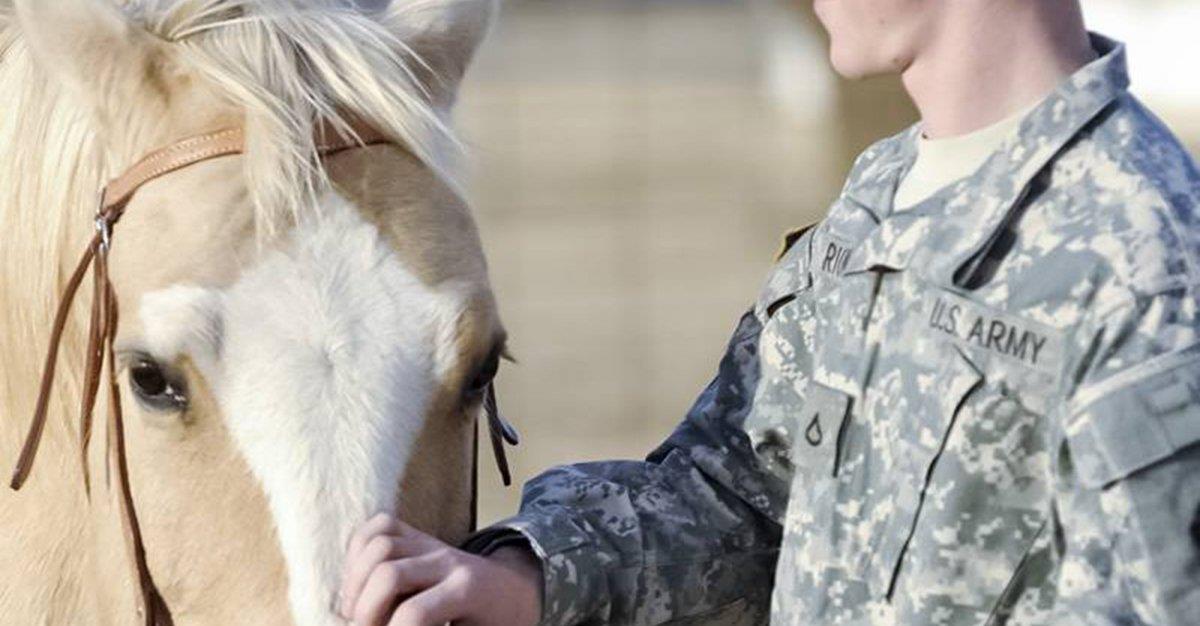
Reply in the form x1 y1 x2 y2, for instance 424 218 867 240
0 0 507 624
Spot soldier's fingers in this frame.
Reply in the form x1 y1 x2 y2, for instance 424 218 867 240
342 516 451 618
347 513 403 563
340 533 404 619
352 553 454 626
386 519 446 556
362 517 445 558
341 531 450 619
386 581 466 626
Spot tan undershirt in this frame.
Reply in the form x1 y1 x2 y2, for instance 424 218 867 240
894 106 1032 211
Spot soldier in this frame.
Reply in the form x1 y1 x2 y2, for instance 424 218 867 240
337 0 1200 624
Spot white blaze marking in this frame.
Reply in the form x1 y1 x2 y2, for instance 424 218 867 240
140 193 467 626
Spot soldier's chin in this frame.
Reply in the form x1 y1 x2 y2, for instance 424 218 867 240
827 43 903 80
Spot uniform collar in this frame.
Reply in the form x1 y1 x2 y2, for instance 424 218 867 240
841 126 921 225
842 33 1130 287
932 33 1130 286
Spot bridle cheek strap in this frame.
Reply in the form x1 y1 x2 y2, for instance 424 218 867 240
10 217 173 625
8 122 389 626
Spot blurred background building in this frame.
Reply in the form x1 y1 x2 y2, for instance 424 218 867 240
460 0 1200 521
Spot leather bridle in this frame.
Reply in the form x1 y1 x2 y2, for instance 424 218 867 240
8 121 517 625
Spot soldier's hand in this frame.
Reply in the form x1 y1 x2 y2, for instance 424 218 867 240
338 513 542 626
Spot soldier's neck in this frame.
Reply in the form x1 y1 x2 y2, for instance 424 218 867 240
901 1 1095 140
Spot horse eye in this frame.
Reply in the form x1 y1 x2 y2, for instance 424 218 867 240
129 358 188 412
466 351 501 397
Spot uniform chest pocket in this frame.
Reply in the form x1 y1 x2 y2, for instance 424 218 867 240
864 346 985 597
883 353 1058 618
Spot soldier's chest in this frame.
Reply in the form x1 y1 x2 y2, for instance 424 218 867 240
753 204 1071 461
751 208 1078 621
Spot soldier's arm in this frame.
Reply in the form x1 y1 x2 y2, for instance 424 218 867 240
463 309 791 626
338 230 815 626
1053 293 1200 624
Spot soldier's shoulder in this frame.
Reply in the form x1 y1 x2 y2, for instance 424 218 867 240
1031 95 1200 297
1080 94 1198 197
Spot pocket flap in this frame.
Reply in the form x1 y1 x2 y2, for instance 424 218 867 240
943 345 985 418
1066 348 1200 488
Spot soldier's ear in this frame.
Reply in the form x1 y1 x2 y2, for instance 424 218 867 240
381 0 498 109
15 0 167 118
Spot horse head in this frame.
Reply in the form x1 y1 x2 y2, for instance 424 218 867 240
1 1 503 624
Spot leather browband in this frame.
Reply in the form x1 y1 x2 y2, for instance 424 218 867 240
101 123 391 214
8 120 516 626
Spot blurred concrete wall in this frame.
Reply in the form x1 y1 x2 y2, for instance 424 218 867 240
459 0 1200 521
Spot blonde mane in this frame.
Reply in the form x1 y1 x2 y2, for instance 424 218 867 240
136 0 460 226
0 15 102 421
0 0 460 364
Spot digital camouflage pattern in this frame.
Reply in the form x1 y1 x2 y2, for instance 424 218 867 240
465 35 1200 625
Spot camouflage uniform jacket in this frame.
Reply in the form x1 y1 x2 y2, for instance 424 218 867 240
466 35 1200 625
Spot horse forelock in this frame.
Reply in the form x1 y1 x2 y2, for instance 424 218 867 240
135 0 464 235
0 0 461 299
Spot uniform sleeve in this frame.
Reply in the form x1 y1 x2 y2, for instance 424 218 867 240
1053 291 1200 624
463 311 790 626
